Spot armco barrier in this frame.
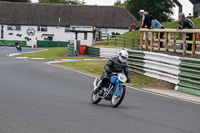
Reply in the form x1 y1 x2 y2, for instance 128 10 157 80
100 48 120 58
37 41 70 47
128 50 200 96
128 50 180 85
86 46 100 57
67 46 74 56
177 58 200 96
128 50 145 74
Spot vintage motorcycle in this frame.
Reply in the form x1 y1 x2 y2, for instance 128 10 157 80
91 73 127 108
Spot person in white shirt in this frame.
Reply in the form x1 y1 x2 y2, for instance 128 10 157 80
139 9 145 29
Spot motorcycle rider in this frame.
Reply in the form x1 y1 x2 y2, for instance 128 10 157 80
94 50 131 96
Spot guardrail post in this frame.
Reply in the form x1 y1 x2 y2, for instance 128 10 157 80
150 32 154 52
140 31 143 50
173 32 176 53
183 33 186 55
157 32 161 52
165 32 169 52
192 33 196 57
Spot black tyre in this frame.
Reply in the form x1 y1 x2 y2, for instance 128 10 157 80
111 86 126 108
91 91 102 104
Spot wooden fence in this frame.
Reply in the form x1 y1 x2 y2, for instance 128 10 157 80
95 35 139 48
139 29 200 57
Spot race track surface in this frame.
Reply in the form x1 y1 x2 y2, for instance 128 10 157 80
0 47 200 133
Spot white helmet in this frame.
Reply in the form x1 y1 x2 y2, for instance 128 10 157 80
118 50 128 63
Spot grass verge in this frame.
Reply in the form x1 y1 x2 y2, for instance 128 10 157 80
57 61 155 87
15 47 99 60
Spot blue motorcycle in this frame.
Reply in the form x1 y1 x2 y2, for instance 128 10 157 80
91 73 127 108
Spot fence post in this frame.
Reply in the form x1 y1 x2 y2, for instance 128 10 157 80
157 32 161 52
124 37 126 47
115 36 117 46
132 38 134 48
107 36 109 45
173 32 176 53
140 31 143 50
145 31 148 50
192 33 196 57
183 33 186 55
165 32 169 52
150 32 154 52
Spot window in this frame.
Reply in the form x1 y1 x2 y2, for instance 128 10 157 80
37 26 47 32
7 25 21 31
84 33 87 40
65 27 70 32
99 28 108 33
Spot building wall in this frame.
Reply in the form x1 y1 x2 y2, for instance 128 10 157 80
0 25 93 47
0 25 128 47
194 3 200 14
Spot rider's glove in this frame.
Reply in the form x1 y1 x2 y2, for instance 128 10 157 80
126 79 131 83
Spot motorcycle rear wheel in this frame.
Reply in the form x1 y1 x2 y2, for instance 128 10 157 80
111 86 126 108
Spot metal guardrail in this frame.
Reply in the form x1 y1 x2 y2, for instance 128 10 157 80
177 58 200 96
139 29 200 57
128 50 180 84
128 49 200 96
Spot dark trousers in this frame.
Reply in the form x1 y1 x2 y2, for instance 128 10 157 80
99 72 110 89
156 27 164 48
187 33 197 51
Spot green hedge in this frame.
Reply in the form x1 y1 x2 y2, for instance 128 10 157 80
0 40 27 47
37 41 70 47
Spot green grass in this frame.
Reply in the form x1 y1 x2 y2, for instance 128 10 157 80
103 19 200 48
57 61 154 86
15 47 99 60
102 31 140 48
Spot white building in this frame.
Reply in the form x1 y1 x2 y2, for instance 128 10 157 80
0 2 139 47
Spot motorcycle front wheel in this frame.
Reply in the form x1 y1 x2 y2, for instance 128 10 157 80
111 86 126 108
91 89 102 104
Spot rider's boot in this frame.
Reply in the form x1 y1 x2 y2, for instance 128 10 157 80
94 79 107 96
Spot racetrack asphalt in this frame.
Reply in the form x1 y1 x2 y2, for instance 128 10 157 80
0 47 200 133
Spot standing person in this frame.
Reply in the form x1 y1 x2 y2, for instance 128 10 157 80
143 12 152 46
93 27 97 42
151 17 165 48
128 27 132 32
177 13 196 51
138 9 145 29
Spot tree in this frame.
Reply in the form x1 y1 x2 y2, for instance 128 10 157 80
114 0 121 6
1 0 30 2
126 0 175 22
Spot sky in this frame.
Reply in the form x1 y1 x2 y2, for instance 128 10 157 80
32 0 193 20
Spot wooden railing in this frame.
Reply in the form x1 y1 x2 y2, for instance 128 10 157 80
139 29 200 57
94 35 139 48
